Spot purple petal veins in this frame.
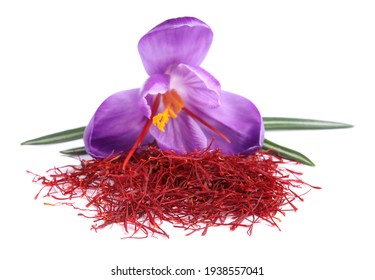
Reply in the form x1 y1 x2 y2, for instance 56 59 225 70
167 64 221 109
84 89 153 158
185 90 264 154
138 17 213 75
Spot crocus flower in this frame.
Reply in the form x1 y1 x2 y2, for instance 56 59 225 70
84 17 264 158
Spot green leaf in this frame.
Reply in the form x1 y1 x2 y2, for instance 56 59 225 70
21 126 85 145
262 138 315 166
263 117 353 130
60 146 87 155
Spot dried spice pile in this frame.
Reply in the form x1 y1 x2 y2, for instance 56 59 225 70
31 145 316 238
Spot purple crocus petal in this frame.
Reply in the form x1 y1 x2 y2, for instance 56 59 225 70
168 63 221 109
149 111 207 152
140 73 170 97
84 89 153 158
138 17 213 75
187 90 264 154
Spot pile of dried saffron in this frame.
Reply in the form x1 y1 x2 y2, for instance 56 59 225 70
31 145 316 238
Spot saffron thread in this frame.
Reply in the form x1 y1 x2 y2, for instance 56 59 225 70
31 144 318 238
122 94 161 170
182 107 231 143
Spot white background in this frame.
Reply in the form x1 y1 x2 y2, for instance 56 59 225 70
1 0 374 279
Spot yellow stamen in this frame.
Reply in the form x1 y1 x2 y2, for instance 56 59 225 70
152 89 184 132
152 111 170 132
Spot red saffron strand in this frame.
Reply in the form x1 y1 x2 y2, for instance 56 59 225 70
182 107 231 143
31 145 319 238
122 94 161 170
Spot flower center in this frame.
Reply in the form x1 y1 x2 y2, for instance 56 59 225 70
152 89 184 132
